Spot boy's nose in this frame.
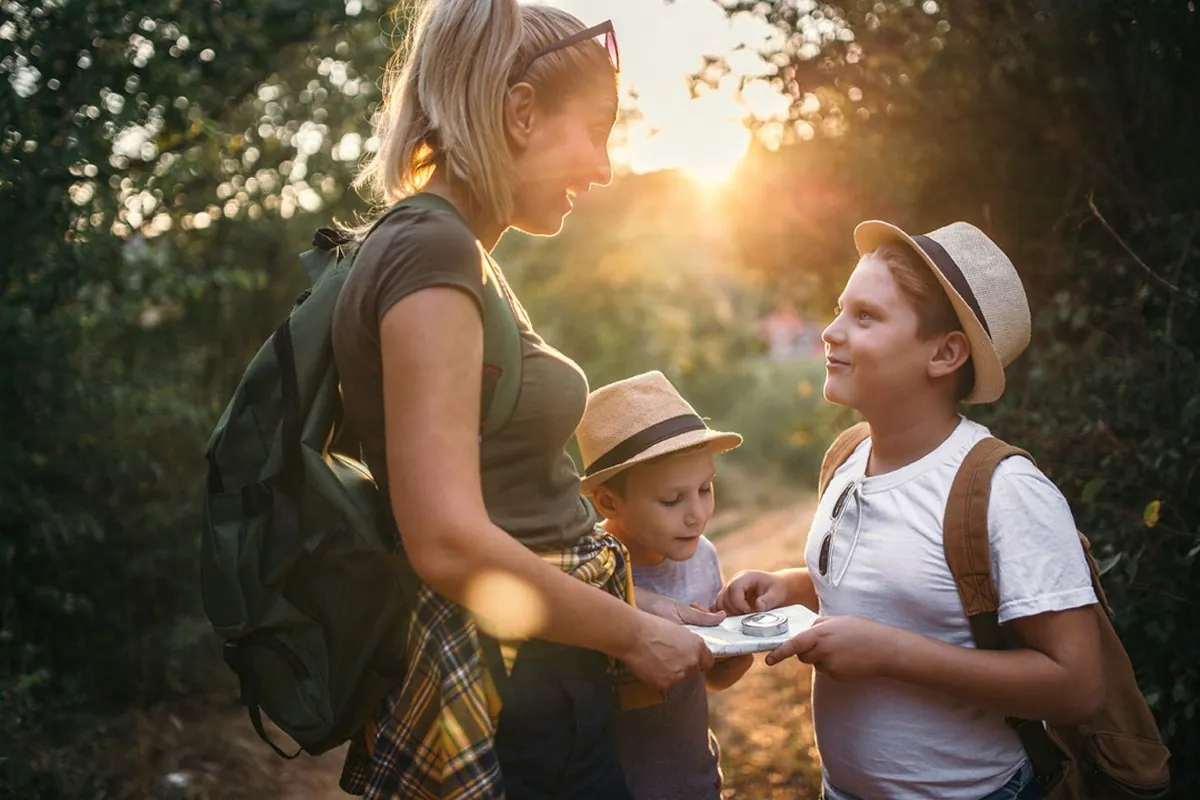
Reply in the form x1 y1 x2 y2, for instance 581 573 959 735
822 317 845 346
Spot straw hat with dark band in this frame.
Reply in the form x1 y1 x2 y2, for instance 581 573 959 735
853 220 1032 404
577 371 742 494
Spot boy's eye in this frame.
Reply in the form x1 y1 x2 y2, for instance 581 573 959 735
660 495 683 507
700 483 713 494
858 310 875 321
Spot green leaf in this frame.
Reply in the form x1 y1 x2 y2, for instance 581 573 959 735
1143 500 1162 528
1082 477 1106 503
1096 553 1123 575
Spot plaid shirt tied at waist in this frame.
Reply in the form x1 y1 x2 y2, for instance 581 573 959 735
339 527 658 799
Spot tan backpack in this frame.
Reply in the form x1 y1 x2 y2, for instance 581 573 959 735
818 424 1171 799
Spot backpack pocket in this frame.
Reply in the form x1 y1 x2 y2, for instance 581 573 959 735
227 627 332 751
1084 731 1171 799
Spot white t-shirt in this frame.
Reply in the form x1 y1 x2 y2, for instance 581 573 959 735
806 418 1097 800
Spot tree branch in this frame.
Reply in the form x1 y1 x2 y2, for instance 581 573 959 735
1087 194 1199 304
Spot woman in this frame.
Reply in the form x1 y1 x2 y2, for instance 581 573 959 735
330 1 712 797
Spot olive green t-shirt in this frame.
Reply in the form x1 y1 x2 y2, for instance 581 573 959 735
331 203 598 549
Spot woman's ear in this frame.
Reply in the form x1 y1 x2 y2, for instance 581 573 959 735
591 484 622 521
928 330 971 379
504 83 536 150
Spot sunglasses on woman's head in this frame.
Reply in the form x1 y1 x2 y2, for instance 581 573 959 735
509 19 620 86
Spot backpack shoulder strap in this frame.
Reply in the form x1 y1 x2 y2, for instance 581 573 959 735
365 193 522 439
942 436 1033 650
478 257 522 437
818 422 871 498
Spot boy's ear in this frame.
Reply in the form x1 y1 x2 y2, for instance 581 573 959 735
591 484 622 521
928 330 971 379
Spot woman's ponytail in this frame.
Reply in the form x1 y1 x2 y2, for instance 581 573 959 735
356 0 523 224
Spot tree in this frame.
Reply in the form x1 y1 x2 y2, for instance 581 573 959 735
1 0 400 792
716 0 1200 791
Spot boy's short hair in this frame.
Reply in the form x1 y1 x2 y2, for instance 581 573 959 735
870 243 976 400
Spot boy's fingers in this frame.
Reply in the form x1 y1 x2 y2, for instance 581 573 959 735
679 604 725 627
722 582 753 614
764 629 816 666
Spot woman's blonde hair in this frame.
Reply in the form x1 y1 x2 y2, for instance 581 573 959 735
355 0 616 226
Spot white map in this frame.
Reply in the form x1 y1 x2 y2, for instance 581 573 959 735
684 604 819 657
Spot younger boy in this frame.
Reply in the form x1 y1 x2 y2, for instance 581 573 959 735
718 222 1104 800
576 370 753 800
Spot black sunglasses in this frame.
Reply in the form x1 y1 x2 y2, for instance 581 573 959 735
510 19 620 86
818 480 858 578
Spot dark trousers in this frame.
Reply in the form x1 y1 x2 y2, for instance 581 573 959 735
491 639 633 800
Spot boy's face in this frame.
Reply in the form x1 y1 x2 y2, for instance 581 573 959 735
595 448 717 564
821 255 938 413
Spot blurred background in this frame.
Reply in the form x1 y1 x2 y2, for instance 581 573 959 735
2 0 1198 796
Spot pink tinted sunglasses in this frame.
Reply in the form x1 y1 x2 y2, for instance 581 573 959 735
510 19 620 86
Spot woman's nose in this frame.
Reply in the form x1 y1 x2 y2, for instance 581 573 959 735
590 145 613 188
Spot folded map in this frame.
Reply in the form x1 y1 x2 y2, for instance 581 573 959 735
684 604 819 657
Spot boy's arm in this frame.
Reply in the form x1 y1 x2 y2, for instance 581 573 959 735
896 605 1104 723
717 567 818 614
769 461 1106 724
705 653 753 691
767 606 1103 724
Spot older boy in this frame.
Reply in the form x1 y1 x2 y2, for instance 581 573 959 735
576 370 753 800
719 222 1104 800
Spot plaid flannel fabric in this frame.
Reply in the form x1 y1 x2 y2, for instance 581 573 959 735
340 527 646 799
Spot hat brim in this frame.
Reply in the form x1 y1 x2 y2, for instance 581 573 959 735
580 428 743 495
853 220 1005 404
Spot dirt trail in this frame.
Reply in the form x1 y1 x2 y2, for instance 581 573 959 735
708 499 822 800
211 499 822 799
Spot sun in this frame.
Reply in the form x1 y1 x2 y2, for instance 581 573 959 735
674 121 751 186
622 93 752 187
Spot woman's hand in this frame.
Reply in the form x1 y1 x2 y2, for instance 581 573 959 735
619 612 714 691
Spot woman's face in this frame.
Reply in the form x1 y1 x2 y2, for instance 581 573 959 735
508 83 617 236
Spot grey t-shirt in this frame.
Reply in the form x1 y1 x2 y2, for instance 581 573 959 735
613 536 724 800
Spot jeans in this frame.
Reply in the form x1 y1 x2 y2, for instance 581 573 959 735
823 760 1042 800
492 639 633 800
980 760 1042 800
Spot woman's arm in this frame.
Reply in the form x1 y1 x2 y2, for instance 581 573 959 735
380 286 712 689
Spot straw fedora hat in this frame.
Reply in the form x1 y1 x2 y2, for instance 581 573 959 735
577 371 742 494
853 220 1031 404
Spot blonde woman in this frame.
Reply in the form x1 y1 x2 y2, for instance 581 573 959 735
331 1 712 797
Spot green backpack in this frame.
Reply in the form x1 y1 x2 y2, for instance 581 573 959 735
200 193 522 757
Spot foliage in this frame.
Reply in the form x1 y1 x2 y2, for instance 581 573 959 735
717 0 1200 791
2 0 1197 795
0 0 396 793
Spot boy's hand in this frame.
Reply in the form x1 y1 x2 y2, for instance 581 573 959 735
716 570 788 614
706 653 754 691
637 590 726 627
765 615 904 681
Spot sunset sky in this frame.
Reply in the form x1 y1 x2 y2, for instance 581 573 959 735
543 0 795 183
